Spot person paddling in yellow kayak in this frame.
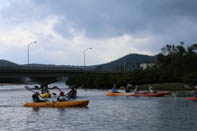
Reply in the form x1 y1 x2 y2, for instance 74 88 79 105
41 84 50 94
32 92 47 102
57 91 67 102
54 86 68 101
67 87 77 99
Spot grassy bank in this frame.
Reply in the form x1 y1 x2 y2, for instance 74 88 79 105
80 83 194 91
138 83 191 91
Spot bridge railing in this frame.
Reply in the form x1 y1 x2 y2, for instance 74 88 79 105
0 65 118 73
0 65 83 72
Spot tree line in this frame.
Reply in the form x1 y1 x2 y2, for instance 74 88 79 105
66 42 197 89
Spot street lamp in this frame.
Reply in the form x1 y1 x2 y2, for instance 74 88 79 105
84 48 92 70
27 41 37 64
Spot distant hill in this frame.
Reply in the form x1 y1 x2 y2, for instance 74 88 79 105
90 53 156 71
0 54 156 72
0 60 18 66
22 63 80 69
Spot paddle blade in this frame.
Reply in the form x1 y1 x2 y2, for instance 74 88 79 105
55 86 62 92
24 86 35 93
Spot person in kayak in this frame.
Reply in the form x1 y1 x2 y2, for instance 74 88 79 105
193 86 197 97
32 92 47 102
148 85 156 93
57 91 67 101
112 84 118 93
125 84 132 93
41 84 49 94
67 88 77 99
133 85 138 94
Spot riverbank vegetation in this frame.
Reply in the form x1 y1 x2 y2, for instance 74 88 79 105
66 42 197 90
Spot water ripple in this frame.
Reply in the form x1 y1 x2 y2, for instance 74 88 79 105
0 86 197 130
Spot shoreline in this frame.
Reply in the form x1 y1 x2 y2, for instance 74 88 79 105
0 82 195 91
79 82 195 91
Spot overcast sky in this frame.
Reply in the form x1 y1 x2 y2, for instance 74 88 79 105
0 0 196 65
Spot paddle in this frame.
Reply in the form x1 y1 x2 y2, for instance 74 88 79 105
52 93 57 96
37 86 69 100
24 86 49 102
54 86 71 100
24 86 36 93
55 86 62 92
54 86 71 95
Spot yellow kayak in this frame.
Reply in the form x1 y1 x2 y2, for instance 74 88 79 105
40 93 51 98
24 100 89 108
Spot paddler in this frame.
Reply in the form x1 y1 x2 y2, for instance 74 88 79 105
133 85 138 94
193 86 197 97
32 92 47 102
57 92 67 101
41 84 49 94
148 85 157 93
67 87 77 99
125 84 132 93
112 84 118 93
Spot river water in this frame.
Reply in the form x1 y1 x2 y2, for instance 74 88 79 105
0 83 197 131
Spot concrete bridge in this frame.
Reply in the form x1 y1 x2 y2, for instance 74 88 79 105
0 65 111 86
0 65 84 77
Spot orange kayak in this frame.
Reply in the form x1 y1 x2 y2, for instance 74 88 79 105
129 92 170 97
24 100 89 107
186 97 197 100
106 91 170 97
106 92 131 96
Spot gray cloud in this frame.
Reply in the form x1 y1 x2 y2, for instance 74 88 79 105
3 0 197 40
32 0 197 48
0 0 52 24
33 0 144 38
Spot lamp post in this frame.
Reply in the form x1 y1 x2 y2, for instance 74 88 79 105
84 48 92 70
27 41 37 64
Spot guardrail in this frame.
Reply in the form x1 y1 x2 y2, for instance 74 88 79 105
0 65 81 71
0 65 118 74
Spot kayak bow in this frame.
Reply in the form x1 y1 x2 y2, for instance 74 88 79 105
186 97 197 101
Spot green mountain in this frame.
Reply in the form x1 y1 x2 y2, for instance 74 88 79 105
92 53 156 71
0 59 18 66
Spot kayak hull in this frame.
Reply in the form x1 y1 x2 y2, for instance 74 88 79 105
106 91 170 97
106 92 131 96
24 100 89 107
186 97 197 100
129 92 169 97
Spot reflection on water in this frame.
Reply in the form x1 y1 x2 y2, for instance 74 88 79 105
32 107 40 112
0 84 197 131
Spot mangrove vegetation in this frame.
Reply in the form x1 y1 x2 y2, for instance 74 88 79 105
66 42 197 90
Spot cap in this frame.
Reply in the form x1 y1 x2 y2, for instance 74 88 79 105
60 92 64 96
